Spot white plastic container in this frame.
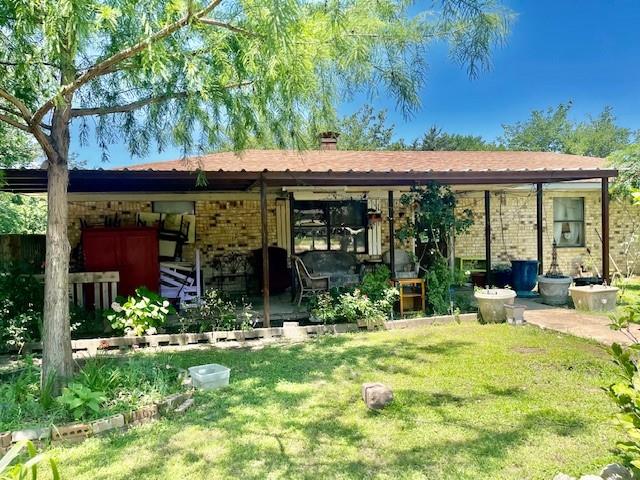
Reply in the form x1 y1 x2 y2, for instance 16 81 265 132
188 364 230 390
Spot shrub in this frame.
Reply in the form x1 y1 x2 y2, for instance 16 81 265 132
105 287 174 336
311 287 398 326
360 265 392 302
0 266 43 352
181 289 255 332
606 302 640 475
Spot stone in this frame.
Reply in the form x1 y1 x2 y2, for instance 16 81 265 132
174 398 194 414
0 431 11 448
600 464 632 480
51 423 91 443
553 475 576 480
11 427 51 442
579 476 604 480
90 414 125 435
361 383 393 410
128 404 159 426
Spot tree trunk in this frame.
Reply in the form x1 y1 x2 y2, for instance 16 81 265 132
41 116 73 394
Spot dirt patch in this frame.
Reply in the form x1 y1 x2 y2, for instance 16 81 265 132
512 346 547 354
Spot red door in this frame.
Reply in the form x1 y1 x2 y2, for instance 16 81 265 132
83 227 159 297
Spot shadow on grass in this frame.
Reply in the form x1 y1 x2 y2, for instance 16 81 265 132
58 332 594 479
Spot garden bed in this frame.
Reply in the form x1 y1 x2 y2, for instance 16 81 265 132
0 355 188 439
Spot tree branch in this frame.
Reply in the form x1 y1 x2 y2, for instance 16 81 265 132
70 92 188 117
198 18 259 37
0 112 30 132
32 0 224 126
70 81 254 117
0 89 32 120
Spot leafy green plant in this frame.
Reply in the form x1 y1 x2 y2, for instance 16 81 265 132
0 440 60 480
606 303 640 474
105 287 174 336
360 265 392 302
182 289 255 332
311 287 398 327
58 383 107 420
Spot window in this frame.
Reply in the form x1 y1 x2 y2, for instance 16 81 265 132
293 200 368 253
553 197 584 247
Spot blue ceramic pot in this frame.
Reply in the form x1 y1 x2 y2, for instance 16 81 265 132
510 260 539 297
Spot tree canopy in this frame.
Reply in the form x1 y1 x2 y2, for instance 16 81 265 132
499 103 634 157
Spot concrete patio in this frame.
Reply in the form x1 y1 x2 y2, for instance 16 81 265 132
521 298 640 346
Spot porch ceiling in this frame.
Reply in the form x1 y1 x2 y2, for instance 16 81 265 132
1 167 618 194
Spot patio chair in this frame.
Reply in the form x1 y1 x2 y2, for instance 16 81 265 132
292 255 330 306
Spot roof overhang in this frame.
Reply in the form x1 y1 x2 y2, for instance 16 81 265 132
1 167 618 194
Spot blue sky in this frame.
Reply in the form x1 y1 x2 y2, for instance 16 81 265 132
72 0 640 168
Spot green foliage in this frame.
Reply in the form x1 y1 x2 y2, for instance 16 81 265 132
359 265 392 302
181 289 255 332
425 255 454 315
0 440 60 480
609 144 640 197
0 0 511 160
0 355 182 432
500 103 633 157
58 383 107 421
398 183 474 260
311 285 398 326
106 287 174 336
336 106 399 151
0 194 47 235
606 302 640 473
0 267 44 353
0 123 39 168
411 125 497 151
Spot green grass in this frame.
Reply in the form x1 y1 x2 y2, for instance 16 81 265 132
48 324 621 479
616 277 640 307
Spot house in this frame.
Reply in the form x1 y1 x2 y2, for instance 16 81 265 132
4 135 635 325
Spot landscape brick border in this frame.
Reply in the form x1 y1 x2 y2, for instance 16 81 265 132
23 314 477 356
0 391 194 455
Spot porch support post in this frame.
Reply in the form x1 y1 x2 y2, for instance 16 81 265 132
536 183 543 274
388 190 396 279
484 190 492 286
260 174 271 328
602 177 610 283
289 192 296 302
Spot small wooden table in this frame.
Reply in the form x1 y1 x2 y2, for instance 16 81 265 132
394 278 426 316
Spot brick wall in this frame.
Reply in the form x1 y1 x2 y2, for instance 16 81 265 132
68 188 640 278
454 189 640 277
68 198 278 268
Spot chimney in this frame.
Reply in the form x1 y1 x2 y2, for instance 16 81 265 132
318 131 339 151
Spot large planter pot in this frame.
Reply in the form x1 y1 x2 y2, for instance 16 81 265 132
474 288 517 323
491 269 512 288
510 260 539 297
537 275 572 306
569 285 619 312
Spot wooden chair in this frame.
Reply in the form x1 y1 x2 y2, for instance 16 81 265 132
291 255 330 306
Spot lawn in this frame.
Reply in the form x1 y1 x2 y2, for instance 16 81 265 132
49 324 620 480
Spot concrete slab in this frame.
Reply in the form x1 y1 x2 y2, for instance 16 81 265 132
523 300 640 346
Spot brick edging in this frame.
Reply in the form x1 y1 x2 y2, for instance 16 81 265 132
0 390 194 454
